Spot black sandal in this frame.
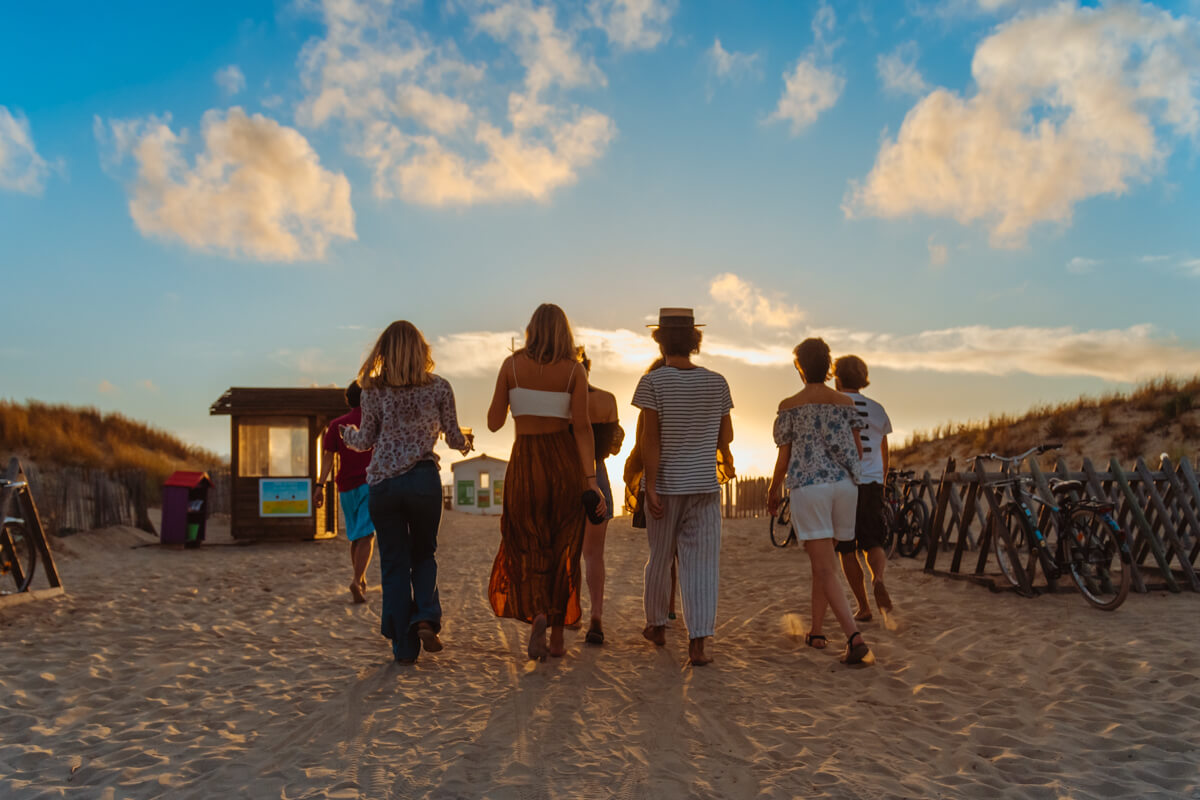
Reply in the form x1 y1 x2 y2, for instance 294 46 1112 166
804 632 827 649
585 618 604 645
840 631 870 665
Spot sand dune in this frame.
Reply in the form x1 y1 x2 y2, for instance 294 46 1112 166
1 512 1197 799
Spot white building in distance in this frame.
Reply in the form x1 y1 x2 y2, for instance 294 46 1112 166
450 454 507 516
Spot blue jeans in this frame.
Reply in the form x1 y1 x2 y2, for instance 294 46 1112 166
368 462 443 661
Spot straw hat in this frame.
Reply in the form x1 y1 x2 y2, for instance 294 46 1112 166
647 307 705 328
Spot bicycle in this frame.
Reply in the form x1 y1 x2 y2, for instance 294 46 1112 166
769 491 796 548
970 444 1131 611
887 469 929 559
1 478 37 594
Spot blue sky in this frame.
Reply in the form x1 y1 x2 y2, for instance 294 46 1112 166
2 0 1200 476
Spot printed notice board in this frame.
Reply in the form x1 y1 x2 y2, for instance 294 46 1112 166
457 480 475 506
260 478 312 517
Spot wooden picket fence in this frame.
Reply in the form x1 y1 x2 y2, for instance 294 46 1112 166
723 476 771 518
924 455 1200 596
17 462 155 536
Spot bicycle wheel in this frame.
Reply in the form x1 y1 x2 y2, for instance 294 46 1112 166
769 496 793 548
1061 509 1130 611
894 502 926 558
1 519 37 594
992 504 1030 589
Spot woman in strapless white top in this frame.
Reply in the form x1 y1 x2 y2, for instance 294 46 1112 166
486 303 604 661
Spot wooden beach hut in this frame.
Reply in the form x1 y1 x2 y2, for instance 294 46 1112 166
450 454 507 516
209 387 348 541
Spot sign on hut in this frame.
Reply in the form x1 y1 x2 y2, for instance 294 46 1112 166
451 454 507 516
209 388 348 541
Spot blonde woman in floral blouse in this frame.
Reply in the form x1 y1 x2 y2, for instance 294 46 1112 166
767 338 872 666
342 321 473 665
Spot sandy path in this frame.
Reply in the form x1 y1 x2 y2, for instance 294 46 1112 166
1 512 1197 799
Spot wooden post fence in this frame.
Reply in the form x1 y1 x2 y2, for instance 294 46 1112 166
924 454 1200 596
1 457 65 609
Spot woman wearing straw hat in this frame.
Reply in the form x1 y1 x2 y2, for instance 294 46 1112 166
632 308 734 667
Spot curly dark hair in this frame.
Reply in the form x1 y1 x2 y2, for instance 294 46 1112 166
794 338 831 384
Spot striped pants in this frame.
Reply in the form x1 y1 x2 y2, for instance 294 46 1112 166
643 492 722 639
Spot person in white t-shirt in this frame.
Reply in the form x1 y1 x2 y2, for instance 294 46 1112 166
632 308 734 667
834 355 894 620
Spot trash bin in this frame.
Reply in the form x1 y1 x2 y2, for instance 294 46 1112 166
162 471 212 546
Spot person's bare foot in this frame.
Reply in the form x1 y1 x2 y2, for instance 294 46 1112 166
527 614 548 661
349 581 366 604
688 637 713 666
873 581 893 613
853 608 873 622
642 624 666 646
549 624 566 657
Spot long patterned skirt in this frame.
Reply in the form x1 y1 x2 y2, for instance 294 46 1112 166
488 431 586 627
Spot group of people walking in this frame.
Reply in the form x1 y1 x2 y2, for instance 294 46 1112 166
317 305 894 668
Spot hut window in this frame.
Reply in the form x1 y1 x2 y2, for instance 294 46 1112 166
479 471 490 489
238 417 309 477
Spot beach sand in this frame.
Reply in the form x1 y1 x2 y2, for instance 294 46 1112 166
1 511 1197 799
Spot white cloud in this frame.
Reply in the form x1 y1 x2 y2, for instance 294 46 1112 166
768 3 843 134
768 57 844 135
877 42 927 96
709 273 804 330
97 107 355 261
98 380 117 394
589 0 675 50
707 38 761 83
432 319 1200 384
139 379 160 393
1066 256 1099 274
0 106 51 194
848 3 1200 247
298 0 620 206
215 65 246 96
1179 257 1200 277
1140 253 1171 263
928 235 948 267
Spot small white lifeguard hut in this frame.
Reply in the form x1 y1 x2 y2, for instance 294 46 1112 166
450 454 507 516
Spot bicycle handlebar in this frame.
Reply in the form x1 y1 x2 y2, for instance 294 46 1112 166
967 443 1062 466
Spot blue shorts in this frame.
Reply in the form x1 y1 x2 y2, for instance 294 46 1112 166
340 483 376 542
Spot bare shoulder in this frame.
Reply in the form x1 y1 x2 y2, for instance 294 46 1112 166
595 388 619 420
777 393 802 412
829 390 855 406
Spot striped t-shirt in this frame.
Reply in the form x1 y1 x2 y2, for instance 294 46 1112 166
632 366 733 495
845 392 892 484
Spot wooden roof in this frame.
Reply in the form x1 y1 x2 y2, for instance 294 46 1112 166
164 470 212 488
210 387 349 416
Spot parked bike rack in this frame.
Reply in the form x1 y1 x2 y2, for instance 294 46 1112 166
924 454 1200 596
0 457 64 610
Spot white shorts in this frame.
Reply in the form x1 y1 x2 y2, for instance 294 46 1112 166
789 479 857 542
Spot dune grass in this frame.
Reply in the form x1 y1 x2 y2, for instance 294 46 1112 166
0 399 225 488
894 375 1200 470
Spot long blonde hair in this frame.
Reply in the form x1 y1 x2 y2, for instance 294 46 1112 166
359 320 435 388
518 303 577 365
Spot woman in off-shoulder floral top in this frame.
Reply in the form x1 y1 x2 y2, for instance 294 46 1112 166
341 321 472 665
768 338 872 667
